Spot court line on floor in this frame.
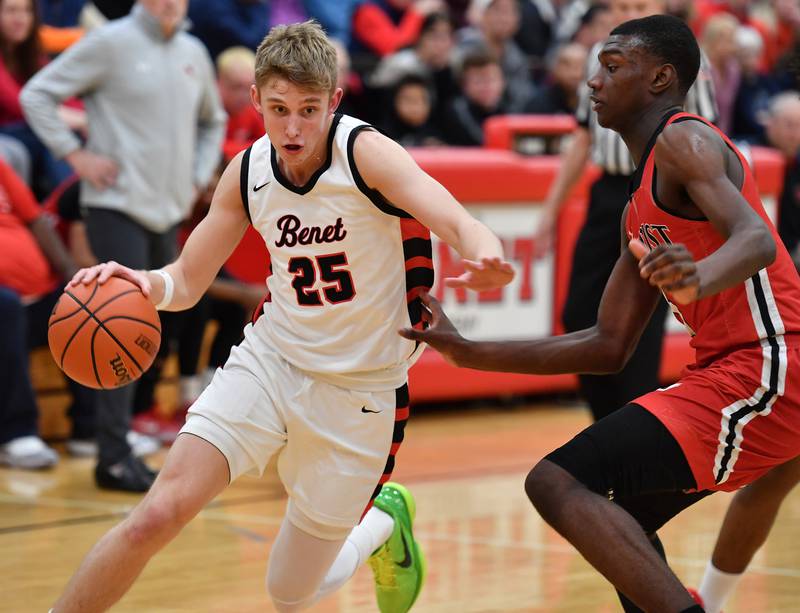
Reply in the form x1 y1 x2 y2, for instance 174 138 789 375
0 491 284 534
0 512 124 534
2 492 798 581
413 531 800 579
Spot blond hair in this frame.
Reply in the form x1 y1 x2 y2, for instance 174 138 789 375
255 20 337 93
217 46 256 76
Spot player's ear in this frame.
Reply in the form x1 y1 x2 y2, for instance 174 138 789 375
329 87 344 114
250 84 263 116
651 63 677 95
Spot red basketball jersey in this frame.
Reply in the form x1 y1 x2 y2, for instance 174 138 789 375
625 110 800 367
626 110 800 491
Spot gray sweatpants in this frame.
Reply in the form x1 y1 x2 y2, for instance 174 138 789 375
85 208 178 466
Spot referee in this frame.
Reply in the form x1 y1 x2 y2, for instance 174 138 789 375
534 0 718 421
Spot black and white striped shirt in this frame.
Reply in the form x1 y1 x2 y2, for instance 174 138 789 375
575 42 718 176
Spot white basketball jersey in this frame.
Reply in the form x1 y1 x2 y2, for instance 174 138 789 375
240 114 434 390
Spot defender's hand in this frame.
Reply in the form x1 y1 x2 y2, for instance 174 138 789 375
444 257 515 292
629 239 700 304
399 292 464 365
68 261 152 297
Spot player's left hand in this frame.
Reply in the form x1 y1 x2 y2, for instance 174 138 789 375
629 239 700 304
399 292 464 366
444 257 515 291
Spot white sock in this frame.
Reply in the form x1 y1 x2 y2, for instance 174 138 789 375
698 561 742 613
316 507 395 599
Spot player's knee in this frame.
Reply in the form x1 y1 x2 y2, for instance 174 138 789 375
123 496 192 547
525 459 582 523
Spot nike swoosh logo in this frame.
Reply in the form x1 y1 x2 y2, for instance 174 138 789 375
361 406 382 414
398 531 413 568
253 180 271 192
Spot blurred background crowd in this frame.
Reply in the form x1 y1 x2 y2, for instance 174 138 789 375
4 0 800 492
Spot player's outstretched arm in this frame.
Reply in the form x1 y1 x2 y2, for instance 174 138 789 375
69 153 250 310
645 122 777 303
400 246 661 375
353 129 514 292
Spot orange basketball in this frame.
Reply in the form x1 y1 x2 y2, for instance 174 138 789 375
48 276 161 389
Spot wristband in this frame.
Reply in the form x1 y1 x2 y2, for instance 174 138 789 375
152 269 174 310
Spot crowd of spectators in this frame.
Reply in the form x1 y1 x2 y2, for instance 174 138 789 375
2 0 800 490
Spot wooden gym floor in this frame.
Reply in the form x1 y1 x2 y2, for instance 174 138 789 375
2 396 800 612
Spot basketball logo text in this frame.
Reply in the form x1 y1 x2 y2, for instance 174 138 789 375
109 354 132 386
135 334 157 357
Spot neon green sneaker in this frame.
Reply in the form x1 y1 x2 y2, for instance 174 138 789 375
367 482 426 613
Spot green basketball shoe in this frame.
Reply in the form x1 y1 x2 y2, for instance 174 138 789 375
367 482 426 613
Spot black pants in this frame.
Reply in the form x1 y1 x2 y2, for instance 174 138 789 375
85 208 178 465
0 286 96 444
563 172 669 420
546 404 713 612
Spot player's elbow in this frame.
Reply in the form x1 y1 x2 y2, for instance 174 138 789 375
755 228 777 269
591 336 631 374
604 346 631 374
741 220 776 270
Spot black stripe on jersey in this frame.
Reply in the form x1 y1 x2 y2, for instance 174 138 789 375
396 382 410 408
347 125 413 219
406 267 435 292
239 144 253 224
269 113 342 195
714 274 780 484
403 237 432 259
628 108 682 197
408 298 425 327
651 166 708 222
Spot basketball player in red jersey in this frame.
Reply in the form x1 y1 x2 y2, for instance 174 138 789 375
403 15 800 612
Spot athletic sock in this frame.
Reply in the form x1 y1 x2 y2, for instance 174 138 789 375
316 507 395 599
698 561 741 613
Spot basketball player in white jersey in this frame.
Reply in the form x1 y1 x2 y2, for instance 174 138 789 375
54 20 514 613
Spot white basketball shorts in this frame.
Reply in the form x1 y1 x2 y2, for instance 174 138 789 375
180 323 410 535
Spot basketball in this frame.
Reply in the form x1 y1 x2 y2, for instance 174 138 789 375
48 276 161 389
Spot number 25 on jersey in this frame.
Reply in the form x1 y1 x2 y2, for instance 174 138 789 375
288 253 356 306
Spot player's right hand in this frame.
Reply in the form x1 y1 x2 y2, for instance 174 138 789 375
629 239 700 304
68 261 152 297
399 292 463 366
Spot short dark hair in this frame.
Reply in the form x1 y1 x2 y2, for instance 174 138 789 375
610 14 700 96
458 45 500 81
419 11 451 37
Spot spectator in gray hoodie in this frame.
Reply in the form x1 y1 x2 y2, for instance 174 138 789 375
20 0 226 493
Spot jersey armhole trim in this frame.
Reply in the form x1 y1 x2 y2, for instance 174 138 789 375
651 164 709 222
239 144 253 225
347 125 412 219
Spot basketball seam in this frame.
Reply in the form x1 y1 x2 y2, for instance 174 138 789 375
90 325 103 389
58 312 94 368
90 288 159 325
99 315 161 332
65 287 149 378
49 282 100 327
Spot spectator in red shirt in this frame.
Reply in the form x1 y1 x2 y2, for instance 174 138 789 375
216 46 263 162
352 0 446 58
0 158 94 469
0 0 82 195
